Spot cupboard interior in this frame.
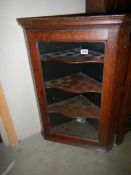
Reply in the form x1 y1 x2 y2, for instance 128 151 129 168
38 42 105 140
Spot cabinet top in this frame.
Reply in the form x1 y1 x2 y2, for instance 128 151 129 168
17 14 131 30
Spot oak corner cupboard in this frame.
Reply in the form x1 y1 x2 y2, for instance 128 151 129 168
17 14 131 151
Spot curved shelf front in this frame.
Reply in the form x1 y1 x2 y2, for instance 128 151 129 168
48 95 100 119
45 72 102 93
41 47 104 64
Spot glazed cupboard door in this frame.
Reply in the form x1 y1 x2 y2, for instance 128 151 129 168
39 41 103 141
25 29 119 151
115 34 131 144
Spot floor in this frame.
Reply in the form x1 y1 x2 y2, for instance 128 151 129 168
0 132 131 175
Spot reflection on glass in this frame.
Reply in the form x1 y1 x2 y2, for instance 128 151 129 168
38 42 105 140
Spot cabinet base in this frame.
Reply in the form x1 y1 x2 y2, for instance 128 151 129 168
41 131 113 152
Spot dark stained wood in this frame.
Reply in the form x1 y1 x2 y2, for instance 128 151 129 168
17 14 131 151
25 32 51 137
86 0 106 14
43 132 111 151
115 33 131 144
48 95 100 119
42 48 104 64
86 0 131 14
101 22 130 147
26 29 108 42
99 28 120 148
45 72 102 93
127 87 131 116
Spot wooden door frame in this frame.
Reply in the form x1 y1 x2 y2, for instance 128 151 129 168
25 28 120 151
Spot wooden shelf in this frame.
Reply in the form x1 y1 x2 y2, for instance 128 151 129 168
41 48 104 64
48 95 100 119
45 72 102 93
51 120 98 140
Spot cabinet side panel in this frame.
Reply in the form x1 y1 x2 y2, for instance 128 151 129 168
25 31 50 137
99 27 123 149
116 32 131 144
127 86 131 115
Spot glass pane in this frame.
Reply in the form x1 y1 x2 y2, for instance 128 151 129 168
38 42 105 140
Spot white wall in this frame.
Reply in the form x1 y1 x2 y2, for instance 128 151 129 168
0 0 85 140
